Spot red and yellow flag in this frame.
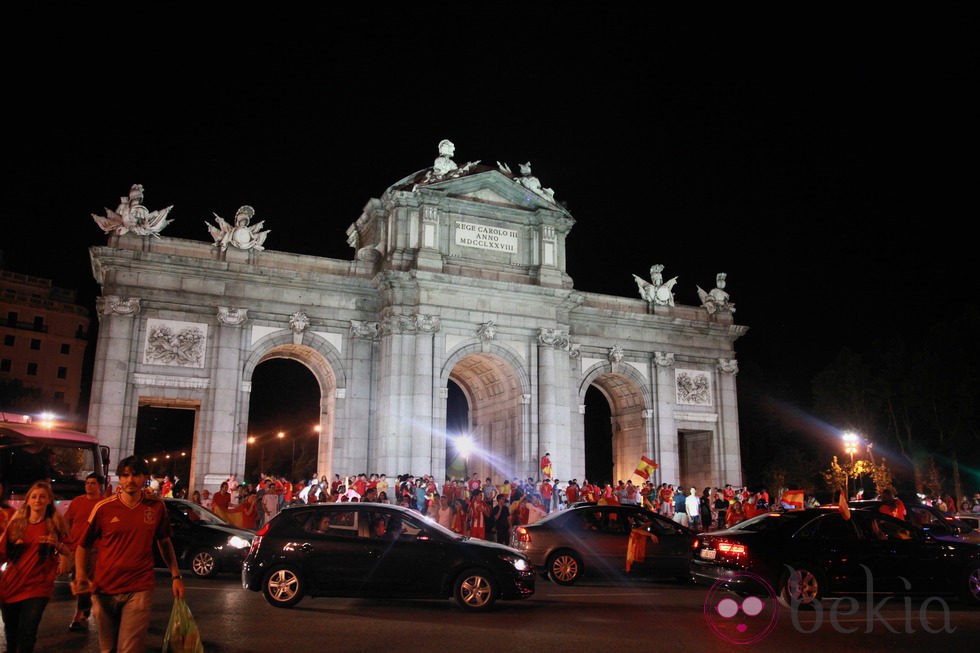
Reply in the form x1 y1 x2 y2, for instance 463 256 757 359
779 489 805 510
633 456 659 480
838 487 851 521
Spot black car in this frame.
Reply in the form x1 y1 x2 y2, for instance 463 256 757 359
510 504 695 585
241 503 535 611
691 508 980 607
162 498 255 578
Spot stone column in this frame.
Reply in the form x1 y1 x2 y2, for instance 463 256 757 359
537 328 574 482
716 358 743 486
653 351 679 484
200 307 249 489
87 296 142 469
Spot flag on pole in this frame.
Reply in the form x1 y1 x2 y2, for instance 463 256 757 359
838 486 851 520
633 456 659 479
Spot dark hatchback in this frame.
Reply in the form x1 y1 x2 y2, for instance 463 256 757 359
510 504 696 585
691 508 980 607
161 498 255 578
242 503 535 611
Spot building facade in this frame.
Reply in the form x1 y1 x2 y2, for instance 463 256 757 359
0 269 90 423
87 145 747 492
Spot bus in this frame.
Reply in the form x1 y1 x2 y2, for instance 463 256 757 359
0 412 110 513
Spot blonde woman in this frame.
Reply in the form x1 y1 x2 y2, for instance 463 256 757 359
0 481 72 653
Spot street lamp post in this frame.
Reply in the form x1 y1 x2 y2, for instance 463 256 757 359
842 432 858 498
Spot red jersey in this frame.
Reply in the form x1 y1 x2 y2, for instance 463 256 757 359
212 490 231 512
0 521 60 602
540 482 553 500
565 485 579 503
80 494 172 594
65 494 102 548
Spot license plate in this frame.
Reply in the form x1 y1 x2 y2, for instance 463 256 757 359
700 548 716 560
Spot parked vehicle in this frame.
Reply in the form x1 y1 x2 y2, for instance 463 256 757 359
242 503 535 611
510 504 695 585
691 508 980 607
850 499 980 544
162 498 254 578
0 412 109 513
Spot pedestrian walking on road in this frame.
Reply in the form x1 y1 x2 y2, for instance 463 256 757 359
72 455 185 653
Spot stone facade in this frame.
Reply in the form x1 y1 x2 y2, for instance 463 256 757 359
87 151 747 491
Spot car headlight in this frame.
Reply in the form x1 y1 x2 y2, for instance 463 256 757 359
499 553 530 572
227 535 251 549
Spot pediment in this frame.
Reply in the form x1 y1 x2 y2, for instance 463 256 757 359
430 169 570 216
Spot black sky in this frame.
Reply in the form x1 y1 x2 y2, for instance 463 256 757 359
3 9 977 427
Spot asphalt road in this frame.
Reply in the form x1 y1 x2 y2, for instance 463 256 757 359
6 571 980 652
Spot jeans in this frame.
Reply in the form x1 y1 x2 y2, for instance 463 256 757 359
92 590 153 653
1 596 49 653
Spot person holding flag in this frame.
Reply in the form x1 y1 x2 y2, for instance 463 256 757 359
540 452 552 479
633 455 658 480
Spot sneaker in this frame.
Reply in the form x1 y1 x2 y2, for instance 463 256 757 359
68 619 88 632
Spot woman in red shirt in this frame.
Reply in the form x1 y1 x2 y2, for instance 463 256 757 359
0 481 72 653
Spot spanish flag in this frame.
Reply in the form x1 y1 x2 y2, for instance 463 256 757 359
633 456 659 480
779 489 805 510
838 487 851 521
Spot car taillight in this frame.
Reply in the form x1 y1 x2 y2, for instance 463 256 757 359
717 541 747 556
513 526 530 543
248 524 269 556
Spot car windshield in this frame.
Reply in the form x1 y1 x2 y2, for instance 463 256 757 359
171 500 229 526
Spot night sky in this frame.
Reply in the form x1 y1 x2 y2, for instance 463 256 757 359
3 9 976 479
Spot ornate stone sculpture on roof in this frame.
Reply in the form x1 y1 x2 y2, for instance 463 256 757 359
206 205 270 251
515 162 557 204
633 264 677 306
92 184 173 237
697 273 735 315
418 139 481 186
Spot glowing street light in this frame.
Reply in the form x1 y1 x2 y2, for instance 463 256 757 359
842 432 859 498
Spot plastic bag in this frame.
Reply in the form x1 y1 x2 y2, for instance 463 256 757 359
163 597 204 653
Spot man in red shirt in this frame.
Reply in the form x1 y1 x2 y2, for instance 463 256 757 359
64 473 103 632
539 479 553 513
73 455 184 653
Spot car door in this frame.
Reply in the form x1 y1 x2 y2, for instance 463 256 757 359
579 507 632 570
853 512 944 594
638 513 693 575
356 510 449 597
292 507 368 595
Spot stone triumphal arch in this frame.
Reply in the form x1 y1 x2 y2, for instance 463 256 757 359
87 143 747 491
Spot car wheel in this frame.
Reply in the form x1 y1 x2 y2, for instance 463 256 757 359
190 549 218 578
778 564 824 609
454 568 498 611
961 563 980 606
547 550 582 585
263 566 304 608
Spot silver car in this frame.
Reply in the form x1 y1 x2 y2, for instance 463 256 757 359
509 504 695 585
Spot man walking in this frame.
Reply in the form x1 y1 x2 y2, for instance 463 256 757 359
72 455 185 653
64 473 103 632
